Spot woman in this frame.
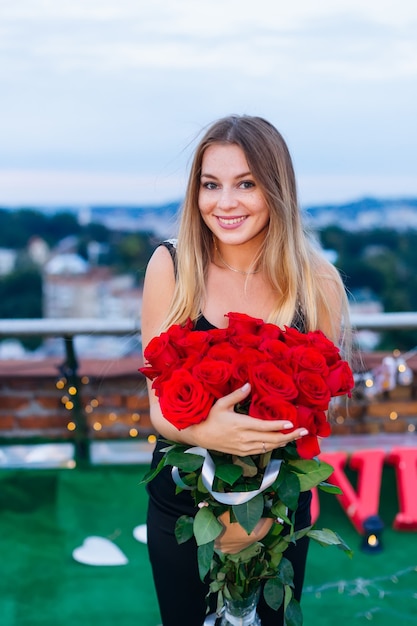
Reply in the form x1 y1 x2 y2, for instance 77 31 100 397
141 115 350 625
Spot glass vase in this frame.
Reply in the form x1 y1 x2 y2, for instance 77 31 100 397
220 586 261 626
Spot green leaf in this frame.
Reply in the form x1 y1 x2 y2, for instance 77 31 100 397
232 455 258 478
288 459 334 491
215 463 243 486
193 507 223 546
277 557 294 586
232 493 264 534
308 528 353 557
223 541 263 564
318 482 343 495
139 457 165 484
197 541 214 581
277 471 300 511
263 578 284 611
284 596 303 626
165 449 204 472
270 500 292 526
174 515 194 544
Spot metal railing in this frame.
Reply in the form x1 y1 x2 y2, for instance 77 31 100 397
0 312 416 466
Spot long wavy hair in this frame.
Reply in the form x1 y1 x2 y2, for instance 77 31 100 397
162 115 349 346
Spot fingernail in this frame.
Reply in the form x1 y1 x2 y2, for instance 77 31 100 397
241 382 251 393
299 429 309 436
282 422 293 429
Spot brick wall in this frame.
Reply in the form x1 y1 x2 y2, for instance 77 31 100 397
0 353 416 442
0 357 154 442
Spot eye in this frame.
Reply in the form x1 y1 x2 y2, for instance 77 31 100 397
202 181 218 190
239 180 255 190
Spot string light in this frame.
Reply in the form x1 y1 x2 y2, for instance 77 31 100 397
129 428 138 437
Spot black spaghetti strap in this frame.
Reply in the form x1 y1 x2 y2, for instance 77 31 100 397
159 239 178 275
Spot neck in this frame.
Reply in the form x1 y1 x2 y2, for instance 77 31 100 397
213 240 261 276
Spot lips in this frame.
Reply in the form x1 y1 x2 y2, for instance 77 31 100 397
216 216 247 226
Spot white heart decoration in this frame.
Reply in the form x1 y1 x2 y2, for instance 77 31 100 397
133 524 147 544
72 536 128 566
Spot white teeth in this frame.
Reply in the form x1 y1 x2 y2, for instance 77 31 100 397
218 216 246 225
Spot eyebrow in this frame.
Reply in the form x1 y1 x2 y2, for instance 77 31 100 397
200 170 252 180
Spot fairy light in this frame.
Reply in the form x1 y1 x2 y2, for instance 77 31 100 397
129 428 139 437
61 395 69 404
68 386 77 396
398 363 406 373
81 376 89 384
148 434 157 444
93 422 102 431
408 424 416 433
131 413 140 422
67 421 76 431
365 378 374 388
389 411 398 421
109 412 117 421
65 401 74 410
336 415 345 424
91 399 99 408
393 348 401 357
56 379 65 390
85 405 93 414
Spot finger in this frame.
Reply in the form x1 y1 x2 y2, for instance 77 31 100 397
217 382 252 408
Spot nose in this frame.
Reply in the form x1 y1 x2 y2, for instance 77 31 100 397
217 187 239 210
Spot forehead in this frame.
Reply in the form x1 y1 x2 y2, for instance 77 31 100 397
201 143 250 174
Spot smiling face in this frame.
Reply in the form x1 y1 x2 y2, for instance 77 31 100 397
198 143 270 251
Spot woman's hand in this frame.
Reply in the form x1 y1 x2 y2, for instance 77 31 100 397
214 511 274 554
185 383 309 456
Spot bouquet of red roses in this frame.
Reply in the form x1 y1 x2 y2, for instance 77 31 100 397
140 313 354 625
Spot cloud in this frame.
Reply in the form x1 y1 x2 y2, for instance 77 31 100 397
0 0 416 205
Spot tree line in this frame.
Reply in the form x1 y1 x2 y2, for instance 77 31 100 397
1 207 417 350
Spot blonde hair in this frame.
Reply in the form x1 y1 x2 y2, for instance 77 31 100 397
163 115 350 347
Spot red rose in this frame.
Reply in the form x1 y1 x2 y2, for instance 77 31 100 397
258 323 284 342
159 369 215 429
192 358 233 398
143 332 182 373
250 361 298 401
289 345 329 376
207 342 240 363
258 338 291 362
326 360 355 396
295 370 331 410
249 394 298 423
179 330 212 354
226 312 264 335
305 330 342 366
281 326 308 347
229 332 263 349
295 405 331 459
231 348 269 387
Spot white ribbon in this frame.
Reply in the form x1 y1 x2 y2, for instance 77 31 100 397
172 446 282 506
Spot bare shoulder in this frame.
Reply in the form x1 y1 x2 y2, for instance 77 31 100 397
141 244 176 348
145 243 176 280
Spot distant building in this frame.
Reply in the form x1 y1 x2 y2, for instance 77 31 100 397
43 253 142 321
0 248 17 275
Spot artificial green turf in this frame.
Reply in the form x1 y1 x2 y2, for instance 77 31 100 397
0 464 416 626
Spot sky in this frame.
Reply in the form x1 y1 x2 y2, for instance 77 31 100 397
1 0 416 208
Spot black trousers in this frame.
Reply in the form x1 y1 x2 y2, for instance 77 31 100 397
147 491 311 626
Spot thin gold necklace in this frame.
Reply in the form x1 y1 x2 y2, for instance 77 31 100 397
214 241 261 276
